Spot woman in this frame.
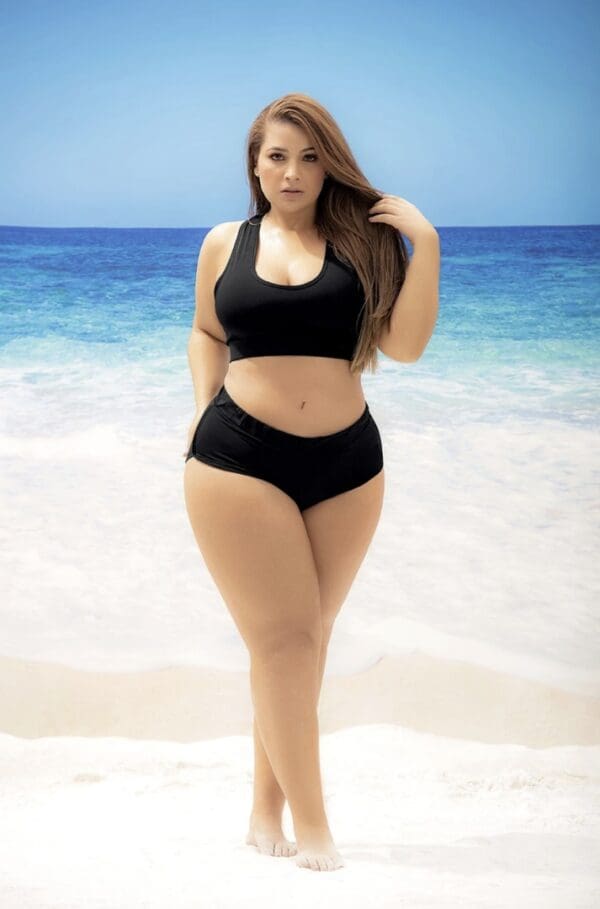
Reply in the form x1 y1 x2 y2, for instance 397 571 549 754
182 93 440 872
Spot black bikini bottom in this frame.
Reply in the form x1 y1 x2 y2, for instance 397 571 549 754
185 383 384 513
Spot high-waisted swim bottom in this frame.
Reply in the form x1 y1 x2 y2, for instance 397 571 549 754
185 383 384 513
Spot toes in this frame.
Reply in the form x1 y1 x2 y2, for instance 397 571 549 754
295 851 344 871
251 834 298 858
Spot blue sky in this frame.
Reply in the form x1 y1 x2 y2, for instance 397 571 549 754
1 0 597 228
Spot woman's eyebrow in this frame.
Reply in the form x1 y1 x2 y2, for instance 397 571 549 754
267 146 316 152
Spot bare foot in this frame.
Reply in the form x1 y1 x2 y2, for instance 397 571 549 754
245 812 298 857
295 829 345 871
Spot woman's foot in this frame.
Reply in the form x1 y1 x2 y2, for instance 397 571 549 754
295 827 345 871
245 811 298 857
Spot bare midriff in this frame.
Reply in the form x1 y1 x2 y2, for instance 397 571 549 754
224 356 366 437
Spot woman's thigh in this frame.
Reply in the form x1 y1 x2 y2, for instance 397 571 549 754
301 467 385 629
183 459 322 654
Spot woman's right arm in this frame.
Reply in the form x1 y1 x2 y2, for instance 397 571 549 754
183 225 230 458
187 224 230 413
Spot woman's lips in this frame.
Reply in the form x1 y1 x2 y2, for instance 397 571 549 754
282 190 302 193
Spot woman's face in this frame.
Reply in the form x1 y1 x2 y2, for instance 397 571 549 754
256 121 328 211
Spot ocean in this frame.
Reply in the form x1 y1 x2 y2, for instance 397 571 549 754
1 223 598 695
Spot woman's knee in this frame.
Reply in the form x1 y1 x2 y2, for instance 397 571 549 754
252 618 323 662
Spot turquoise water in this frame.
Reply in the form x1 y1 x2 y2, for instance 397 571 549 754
1 224 598 423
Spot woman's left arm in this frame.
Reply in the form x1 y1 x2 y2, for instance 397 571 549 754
369 194 440 362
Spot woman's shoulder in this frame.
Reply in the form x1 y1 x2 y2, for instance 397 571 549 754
205 219 245 242
204 221 247 283
201 220 245 258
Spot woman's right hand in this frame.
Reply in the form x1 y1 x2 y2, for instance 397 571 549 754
182 406 208 459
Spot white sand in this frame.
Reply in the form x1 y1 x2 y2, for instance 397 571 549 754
1 652 600 907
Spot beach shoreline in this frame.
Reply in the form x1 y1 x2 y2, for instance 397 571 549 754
2 650 599 746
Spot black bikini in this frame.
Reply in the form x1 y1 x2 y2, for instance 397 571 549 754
215 213 366 361
185 213 384 512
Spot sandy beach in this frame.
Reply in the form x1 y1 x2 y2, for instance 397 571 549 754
1 651 599 908
2 651 599 746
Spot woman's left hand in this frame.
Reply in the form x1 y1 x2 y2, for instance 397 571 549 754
368 193 436 244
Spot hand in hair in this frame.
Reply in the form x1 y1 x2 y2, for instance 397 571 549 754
368 193 436 245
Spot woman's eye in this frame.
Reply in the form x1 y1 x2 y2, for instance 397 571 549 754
269 153 318 162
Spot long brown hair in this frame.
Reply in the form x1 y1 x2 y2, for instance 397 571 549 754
245 92 409 375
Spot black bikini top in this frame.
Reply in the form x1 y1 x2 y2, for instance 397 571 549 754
214 213 366 362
